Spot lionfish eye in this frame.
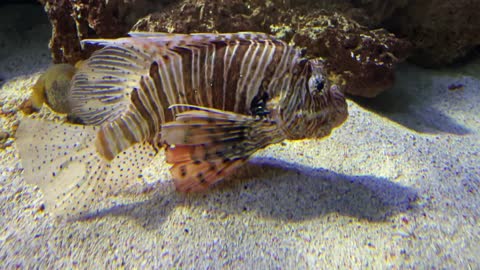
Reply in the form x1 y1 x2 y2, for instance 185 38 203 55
308 75 325 95
316 79 324 91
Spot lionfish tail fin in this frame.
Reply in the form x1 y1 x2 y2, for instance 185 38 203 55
15 117 155 219
161 105 285 192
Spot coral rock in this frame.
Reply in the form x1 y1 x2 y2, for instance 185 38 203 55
288 11 411 97
132 2 410 97
132 0 278 33
351 0 410 27
41 0 410 97
40 0 160 64
358 0 480 67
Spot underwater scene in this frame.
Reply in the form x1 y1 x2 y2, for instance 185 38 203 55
0 0 479 269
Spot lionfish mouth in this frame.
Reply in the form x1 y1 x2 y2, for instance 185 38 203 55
328 85 349 126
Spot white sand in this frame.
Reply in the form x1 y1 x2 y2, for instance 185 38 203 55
1 4 479 269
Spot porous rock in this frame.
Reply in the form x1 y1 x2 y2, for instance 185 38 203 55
356 0 480 67
131 0 358 33
133 2 410 97
41 0 410 97
350 0 410 27
288 11 411 97
40 0 163 64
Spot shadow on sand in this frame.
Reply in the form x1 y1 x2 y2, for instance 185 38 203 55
350 64 471 135
82 157 418 229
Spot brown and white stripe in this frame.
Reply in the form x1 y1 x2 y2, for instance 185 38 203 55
70 32 304 161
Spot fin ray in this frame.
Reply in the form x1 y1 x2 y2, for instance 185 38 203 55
70 45 151 126
170 157 246 192
161 106 286 192
16 117 156 218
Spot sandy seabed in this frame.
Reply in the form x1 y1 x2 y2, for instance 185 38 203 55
1 4 479 269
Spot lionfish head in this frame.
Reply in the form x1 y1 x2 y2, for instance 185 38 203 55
275 59 348 140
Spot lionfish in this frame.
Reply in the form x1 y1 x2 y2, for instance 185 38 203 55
16 32 348 217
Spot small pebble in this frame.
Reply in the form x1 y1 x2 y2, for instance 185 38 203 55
0 131 9 141
18 99 37 115
3 139 13 148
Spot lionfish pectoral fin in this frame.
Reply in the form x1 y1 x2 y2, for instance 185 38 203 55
69 43 151 126
15 117 155 219
161 105 286 192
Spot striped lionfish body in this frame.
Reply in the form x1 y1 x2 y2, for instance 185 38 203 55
16 32 348 217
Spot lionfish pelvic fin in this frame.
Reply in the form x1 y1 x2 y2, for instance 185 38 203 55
161 105 285 192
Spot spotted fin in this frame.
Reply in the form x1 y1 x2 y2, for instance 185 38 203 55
161 105 285 192
15 117 155 219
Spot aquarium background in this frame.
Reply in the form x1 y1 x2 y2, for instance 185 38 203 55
0 1 479 268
